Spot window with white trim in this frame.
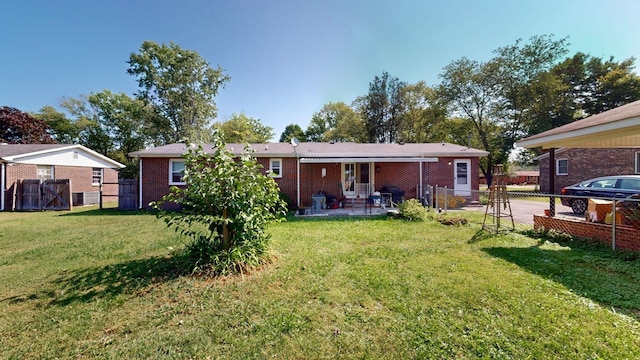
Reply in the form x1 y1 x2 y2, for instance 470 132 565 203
92 168 103 186
37 165 53 180
269 158 282 178
556 159 568 175
635 152 640 173
169 159 186 185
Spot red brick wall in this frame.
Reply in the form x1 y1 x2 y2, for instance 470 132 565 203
140 156 483 209
534 215 640 252
539 148 639 193
141 158 174 209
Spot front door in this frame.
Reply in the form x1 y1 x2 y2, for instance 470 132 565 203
454 159 471 196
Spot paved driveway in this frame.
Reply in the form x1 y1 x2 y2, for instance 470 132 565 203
459 199 583 225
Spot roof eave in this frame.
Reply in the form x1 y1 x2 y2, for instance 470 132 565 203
516 116 640 149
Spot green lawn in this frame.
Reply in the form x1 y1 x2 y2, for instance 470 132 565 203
1 207 639 358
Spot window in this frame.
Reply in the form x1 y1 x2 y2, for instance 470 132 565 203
36 165 53 180
636 152 640 173
169 159 186 185
269 158 282 178
92 168 103 186
619 178 640 190
556 159 568 175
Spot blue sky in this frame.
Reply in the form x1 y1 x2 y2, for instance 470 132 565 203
2 0 639 140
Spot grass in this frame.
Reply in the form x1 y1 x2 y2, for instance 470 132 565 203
1 206 639 358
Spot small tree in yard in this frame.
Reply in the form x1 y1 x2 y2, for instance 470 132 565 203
153 132 287 276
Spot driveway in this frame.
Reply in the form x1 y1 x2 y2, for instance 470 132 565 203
459 199 583 225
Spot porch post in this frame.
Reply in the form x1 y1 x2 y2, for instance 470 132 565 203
296 155 301 208
549 148 556 216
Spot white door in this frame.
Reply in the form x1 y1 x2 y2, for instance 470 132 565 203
342 163 356 198
342 162 373 198
454 159 471 196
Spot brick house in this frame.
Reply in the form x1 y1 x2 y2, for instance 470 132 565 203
517 100 640 198
130 142 488 210
0 144 125 211
536 148 640 193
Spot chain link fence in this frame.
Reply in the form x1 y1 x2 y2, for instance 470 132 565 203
430 185 640 252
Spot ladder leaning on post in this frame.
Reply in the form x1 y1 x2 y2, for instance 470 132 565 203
482 164 515 233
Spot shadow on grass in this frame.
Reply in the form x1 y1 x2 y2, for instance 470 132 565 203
483 245 640 316
3 254 190 307
58 208 154 217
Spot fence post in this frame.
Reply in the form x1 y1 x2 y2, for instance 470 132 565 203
612 199 617 251
444 186 448 213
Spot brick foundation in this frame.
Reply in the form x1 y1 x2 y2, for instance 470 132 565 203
533 215 640 252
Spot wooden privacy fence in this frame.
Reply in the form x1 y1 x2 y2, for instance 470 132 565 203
9 179 138 211
87 179 138 210
15 179 72 211
117 179 137 210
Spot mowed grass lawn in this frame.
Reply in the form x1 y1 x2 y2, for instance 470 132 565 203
1 207 639 359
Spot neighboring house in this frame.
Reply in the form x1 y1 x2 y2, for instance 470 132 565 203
479 170 539 186
0 144 125 211
129 142 489 210
536 148 640 193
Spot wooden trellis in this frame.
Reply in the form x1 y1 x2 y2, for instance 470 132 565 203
482 165 515 233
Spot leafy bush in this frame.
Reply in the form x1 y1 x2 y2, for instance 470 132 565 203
153 133 287 276
398 198 429 221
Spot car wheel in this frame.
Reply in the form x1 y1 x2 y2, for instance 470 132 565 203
571 199 587 215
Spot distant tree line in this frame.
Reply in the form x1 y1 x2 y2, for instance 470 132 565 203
2 35 639 183
280 35 640 184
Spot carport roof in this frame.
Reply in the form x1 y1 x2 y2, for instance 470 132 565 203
515 100 640 149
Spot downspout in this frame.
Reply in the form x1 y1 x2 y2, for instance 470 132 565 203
419 159 423 202
138 158 143 209
296 154 301 208
1 163 5 211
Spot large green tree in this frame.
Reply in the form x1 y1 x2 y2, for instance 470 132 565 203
397 81 448 143
215 113 274 143
439 35 570 184
306 102 365 142
88 90 149 163
34 105 80 144
491 35 569 154
362 72 407 143
127 41 230 144
279 123 306 143
439 57 505 184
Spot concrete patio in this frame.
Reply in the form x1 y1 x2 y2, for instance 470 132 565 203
295 204 398 217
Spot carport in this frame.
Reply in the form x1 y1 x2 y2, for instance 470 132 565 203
516 100 640 216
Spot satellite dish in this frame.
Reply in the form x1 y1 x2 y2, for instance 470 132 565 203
290 137 299 147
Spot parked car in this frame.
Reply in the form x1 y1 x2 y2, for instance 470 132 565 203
560 175 640 214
